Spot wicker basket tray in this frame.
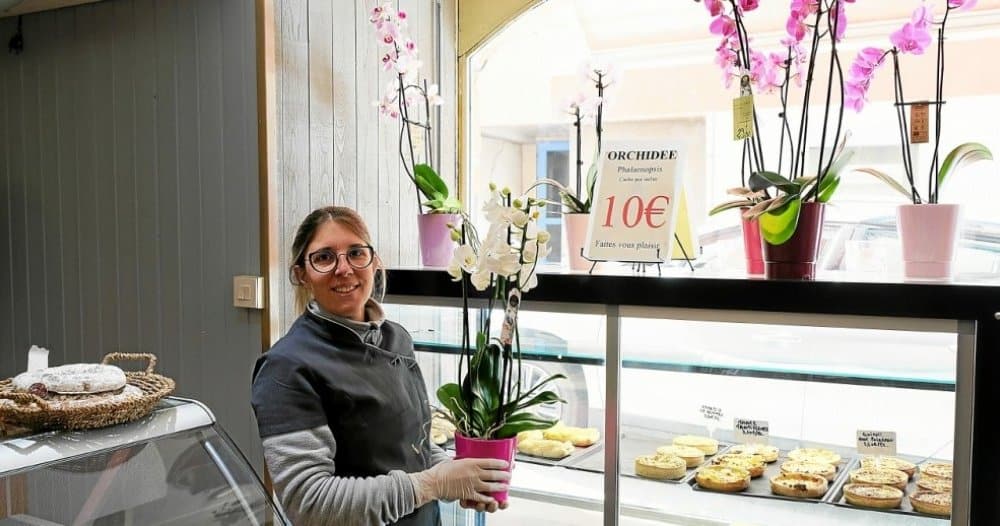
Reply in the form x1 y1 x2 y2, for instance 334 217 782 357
0 353 175 434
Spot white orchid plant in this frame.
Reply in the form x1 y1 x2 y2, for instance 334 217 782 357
436 185 564 439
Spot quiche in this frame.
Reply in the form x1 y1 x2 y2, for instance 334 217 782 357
910 490 952 517
859 455 916 478
672 435 719 455
780 460 837 481
635 454 686 480
655 445 705 467
916 475 952 493
849 467 909 490
769 472 828 498
843 483 903 509
788 448 841 467
696 465 751 492
542 423 600 447
728 443 779 463
710 453 766 478
920 462 953 481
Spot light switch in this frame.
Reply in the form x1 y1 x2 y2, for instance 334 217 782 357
233 275 265 309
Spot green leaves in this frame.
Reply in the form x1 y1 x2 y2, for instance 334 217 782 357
852 168 912 200
414 164 462 213
749 171 799 194
759 196 802 245
938 142 993 190
709 200 751 216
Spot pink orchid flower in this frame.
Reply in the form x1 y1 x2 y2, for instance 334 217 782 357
739 0 760 12
845 47 887 112
890 21 932 55
949 0 977 9
710 15 737 37
703 0 724 16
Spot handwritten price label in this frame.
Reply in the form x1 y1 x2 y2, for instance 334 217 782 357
857 430 897 456
733 95 754 141
700 405 723 422
734 418 770 444
910 103 929 144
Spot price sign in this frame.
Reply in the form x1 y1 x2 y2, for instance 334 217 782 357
700 405 723 422
733 94 755 141
584 140 684 263
857 430 897 456
734 418 770 444
910 103 929 144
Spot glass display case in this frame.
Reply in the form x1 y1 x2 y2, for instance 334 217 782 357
0 397 289 526
385 269 998 526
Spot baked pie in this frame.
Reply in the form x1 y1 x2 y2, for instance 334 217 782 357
769 472 828 498
849 467 909 490
910 490 952 517
655 445 705 467
696 465 750 492
916 475 952 493
779 460 837 481
859 455 916 478
710 453 766 478
728 443 779 463
673 435 719 455
920 462 953 481
788 448 841 467
635 454 686 480
543 423 600 447
843 483 904 509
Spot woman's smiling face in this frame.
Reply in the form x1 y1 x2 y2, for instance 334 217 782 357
300 220 376 321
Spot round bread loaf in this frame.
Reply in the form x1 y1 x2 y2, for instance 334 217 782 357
13 363 127 394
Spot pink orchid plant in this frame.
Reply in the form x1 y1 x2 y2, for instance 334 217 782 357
705 0 858 245
845 0 992 204
369 3 456 214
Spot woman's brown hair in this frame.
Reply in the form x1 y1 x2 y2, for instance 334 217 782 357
289 206 386 313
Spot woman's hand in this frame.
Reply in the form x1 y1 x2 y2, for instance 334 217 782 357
460 498 510 513
410 458 510 506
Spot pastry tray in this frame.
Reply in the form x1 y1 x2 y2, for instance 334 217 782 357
561 428 731 484
827 455 951 520
689 450 853 504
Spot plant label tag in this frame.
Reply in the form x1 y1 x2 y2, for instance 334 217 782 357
733 95 754 141
734 418 769 444
700 404 723 422
499 289 521 346
857 430 897 456
910 103 929 144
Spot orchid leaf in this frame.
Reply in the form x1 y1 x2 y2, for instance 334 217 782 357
851 168 912 200
560 192 587 213
513 390 565 412
506 373 566 410
583 149 601 210
414 163 449 200
938 142 993 190
817 173 840 203
709 199 752 216
759 195 802 245
749 171 800 194
824 148 855 180
493 411 559 439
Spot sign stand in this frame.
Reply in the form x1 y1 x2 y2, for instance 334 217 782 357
581 232 694 276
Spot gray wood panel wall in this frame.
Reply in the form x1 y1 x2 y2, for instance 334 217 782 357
0 0 264 466
272 0 457 331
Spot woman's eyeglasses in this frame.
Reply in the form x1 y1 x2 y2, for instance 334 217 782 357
306 245 375 273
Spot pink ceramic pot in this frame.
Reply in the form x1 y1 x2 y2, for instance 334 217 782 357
453 433 516 505
897 203 960 280
563 213 592 271
740 209 764 276
417 213 459 268
762 202 825 280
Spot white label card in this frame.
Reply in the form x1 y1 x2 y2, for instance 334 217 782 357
700 404 723 422
857 430 897 456
734 418 770 444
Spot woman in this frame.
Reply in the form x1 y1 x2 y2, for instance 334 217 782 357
251 206 510 526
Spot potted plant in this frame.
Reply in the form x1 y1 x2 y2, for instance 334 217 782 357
438 185 564 504
709 186 767 275
844 0 992 279
530 63 616 271
702 0 857 280
370 3 460 267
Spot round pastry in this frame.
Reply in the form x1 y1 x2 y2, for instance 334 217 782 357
542 423 600 447
728 443 780 463
516 430 544 443
780 460 837 481
916 475 952 493
696 465 750 492
673 435 719 455
843 483 903 509
655 445 705 467
849 467 908 490
12 363 127 394
910 490 952 517
431 429 448 445
921 462 953 481
431 415 456 441
788 448 841 467
710 453 766 478
518 439 574 459
769 472 828 498
635 454 686 480
860 456 916 478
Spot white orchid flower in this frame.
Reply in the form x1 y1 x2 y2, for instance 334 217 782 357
522 239 539 263
427 84 444 106
519 264 539 292
470 270 491 291
536 230 551 244
446 260 463 281
452 244 477 273
511 209 529 229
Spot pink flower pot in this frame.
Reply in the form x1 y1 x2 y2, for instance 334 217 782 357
563 213 592 271
762 202 825 280
417 213 459 268
454 433 516 505
740 209 764 276
897 203 960 280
